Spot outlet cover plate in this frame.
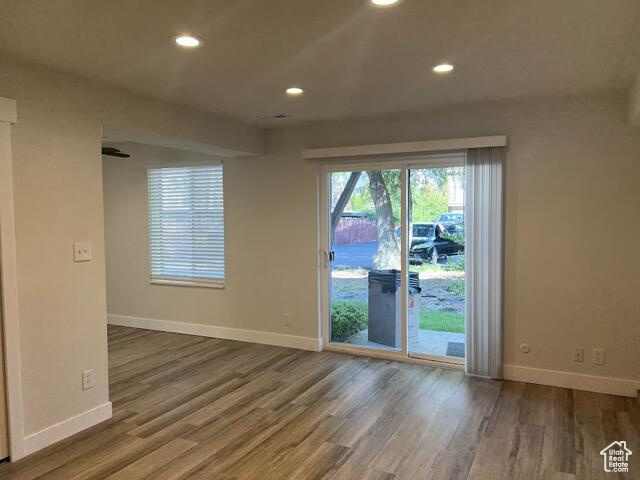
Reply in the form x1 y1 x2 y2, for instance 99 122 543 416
593 348 605 365
82 369 95 390
74 242 92 262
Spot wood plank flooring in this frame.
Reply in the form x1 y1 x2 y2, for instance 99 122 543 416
1 325 638 479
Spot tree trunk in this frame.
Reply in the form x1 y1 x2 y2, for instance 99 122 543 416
367 170 400 269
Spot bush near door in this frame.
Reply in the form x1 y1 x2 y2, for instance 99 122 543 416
330 299 464 341
331 300 367 341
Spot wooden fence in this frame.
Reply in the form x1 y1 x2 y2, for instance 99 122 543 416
334 217 377 245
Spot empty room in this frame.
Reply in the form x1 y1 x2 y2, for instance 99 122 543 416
0 1 639 479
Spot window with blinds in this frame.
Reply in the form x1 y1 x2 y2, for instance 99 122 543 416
147 165 224 285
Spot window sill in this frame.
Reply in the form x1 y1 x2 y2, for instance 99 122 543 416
150 278 225 289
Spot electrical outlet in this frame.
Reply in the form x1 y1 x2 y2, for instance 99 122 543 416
593 348 605 365
283 313 292 328
82 369 95 390
573 347 584 362
73 242 92 262
520 343 531 354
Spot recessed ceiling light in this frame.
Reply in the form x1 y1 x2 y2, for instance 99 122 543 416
173 35 201 48
286 87 304 97
433 63 455 74
370 0 400 6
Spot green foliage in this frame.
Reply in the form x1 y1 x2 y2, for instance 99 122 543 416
419 310 465 333
445 279 465 298
335 168 461 226
411 168 449 190
441 226 465 247
442 256 465 272
411 186 448 222
349 189 375 216
442 233 465 247
331 300 368 341
331 300 464 338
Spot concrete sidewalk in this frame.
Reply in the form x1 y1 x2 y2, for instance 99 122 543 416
344 328 465 358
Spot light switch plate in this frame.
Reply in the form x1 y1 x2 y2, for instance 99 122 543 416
73 242 92 262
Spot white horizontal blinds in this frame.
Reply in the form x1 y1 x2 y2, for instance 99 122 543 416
148 165 224 282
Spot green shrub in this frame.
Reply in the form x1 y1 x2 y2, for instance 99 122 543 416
331 300 368 341
442 256 465 272
445 279 465 298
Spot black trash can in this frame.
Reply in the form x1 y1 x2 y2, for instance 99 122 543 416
368 270 420 348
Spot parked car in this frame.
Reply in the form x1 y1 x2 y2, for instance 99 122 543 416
435 212 463 226
409 222 464 264
396 222 438 248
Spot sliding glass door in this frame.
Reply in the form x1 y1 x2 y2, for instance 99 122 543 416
407 166 465 360
322 157 465 364
328 169 402 352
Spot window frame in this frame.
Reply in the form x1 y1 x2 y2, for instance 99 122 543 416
146 163 225 289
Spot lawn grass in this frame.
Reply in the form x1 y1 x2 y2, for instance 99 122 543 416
334 283 367 293
419 310 465 333
332 299 465 335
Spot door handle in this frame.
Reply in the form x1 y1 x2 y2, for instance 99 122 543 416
324 250 335 263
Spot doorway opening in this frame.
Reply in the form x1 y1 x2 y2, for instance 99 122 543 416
321 155 466 365
328 169 402 352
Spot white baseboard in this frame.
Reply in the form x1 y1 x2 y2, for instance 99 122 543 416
504 364 640 398
107 314 323 352
107 315 638 397
23 402 112 456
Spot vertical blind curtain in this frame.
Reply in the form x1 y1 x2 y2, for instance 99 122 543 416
148 165 224 282
465 147 504 378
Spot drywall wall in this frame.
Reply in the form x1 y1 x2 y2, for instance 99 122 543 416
104 141 320 344
630 73 640 126
286 92 640 383
0 55 263 157
0 288 8 459
0 54 263 452
105 92 640 385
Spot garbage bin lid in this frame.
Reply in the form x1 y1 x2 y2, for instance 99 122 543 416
368 269 421 293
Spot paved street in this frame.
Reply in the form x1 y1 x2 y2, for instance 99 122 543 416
333 241 378 268
333 241 463 269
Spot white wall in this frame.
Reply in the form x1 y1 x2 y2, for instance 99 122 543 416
286 92 640 382
0 285 8 459
104 141 320 341
105 92 640 386
2 48 639 457
0 54 262 454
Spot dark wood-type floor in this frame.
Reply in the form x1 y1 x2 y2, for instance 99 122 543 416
1 325 638 479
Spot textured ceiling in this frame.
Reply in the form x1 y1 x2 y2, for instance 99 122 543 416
1 0 639 125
